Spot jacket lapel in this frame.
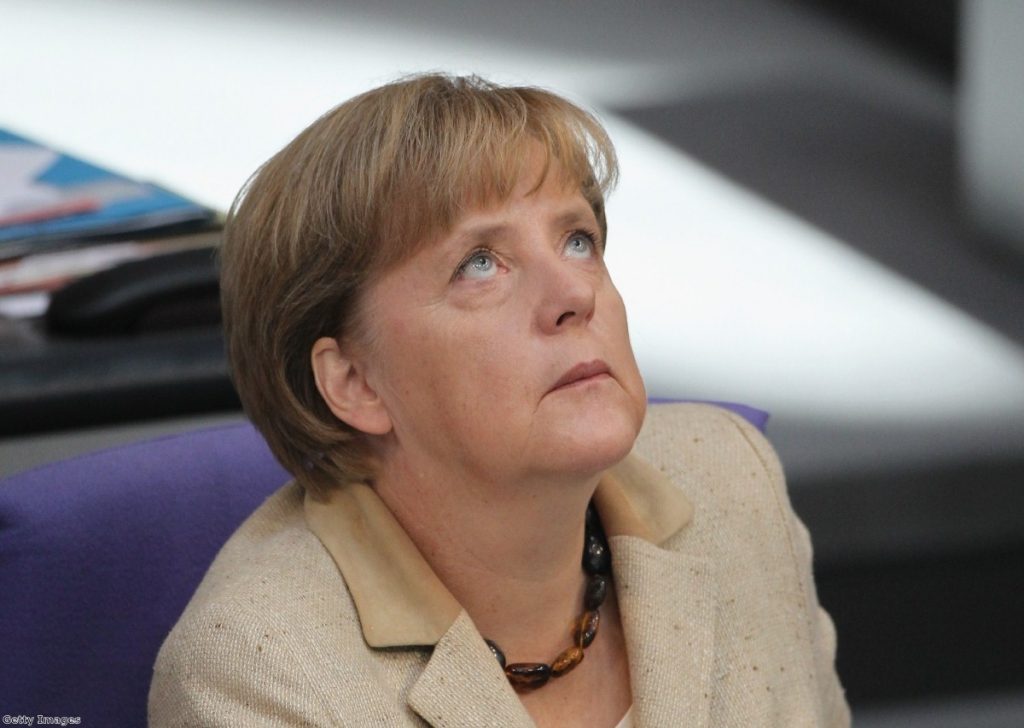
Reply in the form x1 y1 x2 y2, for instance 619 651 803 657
407 610 536 727
612 535 716 728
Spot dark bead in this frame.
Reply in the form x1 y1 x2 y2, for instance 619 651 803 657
584 574 608 610
586 504 606 539
583 533 610 575
485 639 506 669
505 662 552 691
551 645 584 676
575 609 601 648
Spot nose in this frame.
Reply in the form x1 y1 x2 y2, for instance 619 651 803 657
535 259 597 335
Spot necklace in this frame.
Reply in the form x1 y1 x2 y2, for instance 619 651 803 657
484 504 611 692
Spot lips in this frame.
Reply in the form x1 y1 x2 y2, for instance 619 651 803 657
550 360 611 392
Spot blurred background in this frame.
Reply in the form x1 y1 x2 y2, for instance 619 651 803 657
2 0 1023 724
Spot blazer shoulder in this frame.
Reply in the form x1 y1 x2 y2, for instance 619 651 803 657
149 587 335 726
635 402 784 489
185 481 328 604
635 402 814 645
638 404 850 725
150 482 369 725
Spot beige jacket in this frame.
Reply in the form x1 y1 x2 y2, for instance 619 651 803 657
149 403 850 727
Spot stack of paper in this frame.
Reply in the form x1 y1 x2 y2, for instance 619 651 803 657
0 129 216 261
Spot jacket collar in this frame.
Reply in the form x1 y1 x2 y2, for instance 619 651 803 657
304 451 693 649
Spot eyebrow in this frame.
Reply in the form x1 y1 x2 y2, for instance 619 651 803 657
454 223 513 249
551 207 598 231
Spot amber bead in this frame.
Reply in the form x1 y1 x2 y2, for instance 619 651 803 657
584 574 608 610
575 609 601 648
505 662 552 690
583 533 610 575
485 639 506 668
551 645 585 676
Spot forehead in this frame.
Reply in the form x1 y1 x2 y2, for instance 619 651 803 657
444 149 593 232
461 166 590 223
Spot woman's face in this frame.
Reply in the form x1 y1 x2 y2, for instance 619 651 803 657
354 158 647 487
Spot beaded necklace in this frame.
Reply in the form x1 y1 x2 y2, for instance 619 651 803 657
484 504 611 691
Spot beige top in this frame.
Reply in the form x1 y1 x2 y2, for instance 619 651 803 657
149 403 851 727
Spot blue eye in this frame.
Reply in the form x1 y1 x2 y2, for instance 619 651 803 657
457 250 498 280
564 232 596 259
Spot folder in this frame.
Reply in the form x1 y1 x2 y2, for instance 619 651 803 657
0 129 216 260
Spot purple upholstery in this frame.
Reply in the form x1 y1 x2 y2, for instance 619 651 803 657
0 402 765 725
0 423 289 725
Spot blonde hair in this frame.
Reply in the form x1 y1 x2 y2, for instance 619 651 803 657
220 73 618 498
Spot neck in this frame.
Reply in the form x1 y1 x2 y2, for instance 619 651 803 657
372 448 600 660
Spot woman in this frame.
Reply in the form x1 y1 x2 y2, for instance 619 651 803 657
150 74 849 727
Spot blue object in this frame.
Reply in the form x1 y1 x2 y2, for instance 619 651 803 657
0 129 214 255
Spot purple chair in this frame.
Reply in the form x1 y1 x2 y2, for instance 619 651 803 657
0 423 289 724
0 402 765 726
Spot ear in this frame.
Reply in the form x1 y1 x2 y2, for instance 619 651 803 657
311 336 393 435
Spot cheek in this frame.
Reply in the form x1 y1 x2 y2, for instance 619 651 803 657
445 336 533 409
603 287 648 412
415 351 536 464
385 319 531 426
599 285 636 358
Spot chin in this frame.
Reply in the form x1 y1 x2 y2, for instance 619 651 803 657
546 398 645 478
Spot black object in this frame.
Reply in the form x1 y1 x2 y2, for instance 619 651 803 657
0 245 235 436
46 246 221 336
0 325 238 437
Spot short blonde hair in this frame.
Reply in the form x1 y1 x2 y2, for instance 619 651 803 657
220 73 618 498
